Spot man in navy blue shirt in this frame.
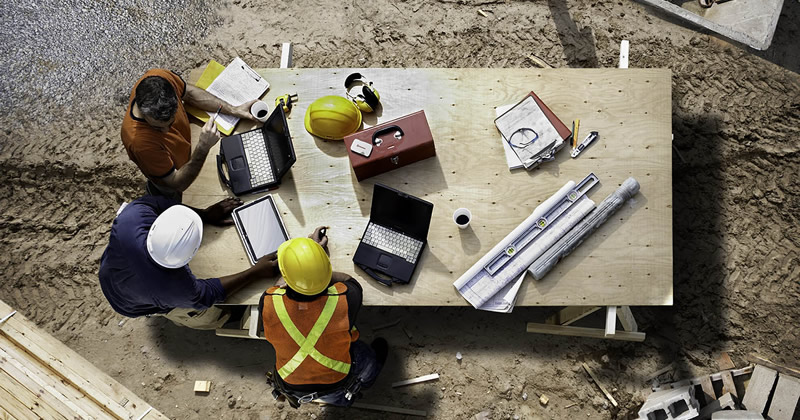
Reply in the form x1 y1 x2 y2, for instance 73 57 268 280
99 195 277 329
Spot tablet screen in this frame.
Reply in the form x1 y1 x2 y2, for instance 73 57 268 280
233 195 290 265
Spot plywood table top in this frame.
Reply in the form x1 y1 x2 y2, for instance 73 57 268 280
184 68 672 307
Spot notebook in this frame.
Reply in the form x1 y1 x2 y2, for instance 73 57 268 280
216 106 296 196
352 184 434 286
232 194 290 265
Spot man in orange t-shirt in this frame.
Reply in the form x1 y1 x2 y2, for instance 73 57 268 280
121 69 256 201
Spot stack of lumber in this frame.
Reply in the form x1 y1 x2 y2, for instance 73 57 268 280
0 299 167 419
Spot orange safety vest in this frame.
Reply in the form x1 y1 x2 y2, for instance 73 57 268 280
262 283 359 386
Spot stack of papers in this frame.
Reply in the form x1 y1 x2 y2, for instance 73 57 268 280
204 57 270 133
496 103 523 170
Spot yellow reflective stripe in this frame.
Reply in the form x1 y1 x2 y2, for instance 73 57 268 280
273 288 286 295
273 288 349 378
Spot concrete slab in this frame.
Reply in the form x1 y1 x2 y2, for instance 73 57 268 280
741 364 777 415
711 410 764 419
636 0 784 50
767 374 800 420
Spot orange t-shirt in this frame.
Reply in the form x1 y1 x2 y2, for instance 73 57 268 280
121 69 191 178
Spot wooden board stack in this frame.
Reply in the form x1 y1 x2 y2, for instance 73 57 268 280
0 299 168 420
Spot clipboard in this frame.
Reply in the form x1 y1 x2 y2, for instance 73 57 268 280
232 194 290 265
185 59 269 136
185 60 233 134
494 92 571 170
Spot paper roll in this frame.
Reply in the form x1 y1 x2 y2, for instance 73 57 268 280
250 101 270 123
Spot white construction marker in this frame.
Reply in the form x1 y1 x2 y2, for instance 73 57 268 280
619 40 630 69
391 373 440 388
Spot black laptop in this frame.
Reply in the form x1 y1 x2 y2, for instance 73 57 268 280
216 106 296 196
353 184 434 286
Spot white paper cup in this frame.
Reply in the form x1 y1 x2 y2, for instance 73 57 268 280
453 208 472 229
250 101 270 123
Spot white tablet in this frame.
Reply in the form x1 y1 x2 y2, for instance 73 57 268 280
232 195 290 265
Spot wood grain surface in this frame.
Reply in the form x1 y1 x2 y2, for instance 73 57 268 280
184 68 673 307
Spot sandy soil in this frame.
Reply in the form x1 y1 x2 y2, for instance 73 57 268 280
1 0 799 419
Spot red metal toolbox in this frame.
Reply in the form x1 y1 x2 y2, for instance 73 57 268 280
343 110 436 181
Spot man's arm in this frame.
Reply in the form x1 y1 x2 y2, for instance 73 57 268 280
218 252 278 297
152 117 219 191
184 85 257 121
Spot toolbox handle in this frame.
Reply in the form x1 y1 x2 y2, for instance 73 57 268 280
372 125 404 146
216 154 232 189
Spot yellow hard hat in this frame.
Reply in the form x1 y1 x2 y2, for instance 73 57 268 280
277 237 332 296
304 95 362 140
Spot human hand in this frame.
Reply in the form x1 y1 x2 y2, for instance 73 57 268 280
253 252 279 278
198 116 222 150
200 197 241 226
308 226 329 255
234 99 259 121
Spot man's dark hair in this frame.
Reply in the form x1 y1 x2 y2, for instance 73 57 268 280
135 76 178 122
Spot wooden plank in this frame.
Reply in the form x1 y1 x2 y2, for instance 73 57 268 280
617 306 637 332
527 322 646 342
352 402 426 417
0 335 109 419
247 305 259 338
741 364 777 414
185 68 673 307
545 306 601 326
604 306 617 337
767 374 800 420
0 382 39 420
391 373 440 388
0 300 169 420
747 355 800 379
215 327 266 340
582 363 618 407
721 370 738 398
0 346 94 419
717 352 736 371
0 371 70 420
700 376 717 402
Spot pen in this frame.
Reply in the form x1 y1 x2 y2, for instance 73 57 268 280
241 65 261 82
211 105 222 123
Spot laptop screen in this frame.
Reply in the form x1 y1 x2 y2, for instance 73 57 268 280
370 184 433 240
263 107 296 178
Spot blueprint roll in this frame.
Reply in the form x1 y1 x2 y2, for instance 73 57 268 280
250 101 270 123
528 177 640 281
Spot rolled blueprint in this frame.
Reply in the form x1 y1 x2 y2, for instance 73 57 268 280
527 177 640 280
454 188 596 307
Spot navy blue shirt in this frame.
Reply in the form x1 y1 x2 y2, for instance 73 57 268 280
98 196 226 317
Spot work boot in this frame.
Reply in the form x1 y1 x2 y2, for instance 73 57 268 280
370 337 388 366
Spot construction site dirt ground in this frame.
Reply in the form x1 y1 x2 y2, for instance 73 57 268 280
1 0 799 419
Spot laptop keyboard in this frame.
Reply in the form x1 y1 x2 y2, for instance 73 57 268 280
362 223 423 264
241 130 275 187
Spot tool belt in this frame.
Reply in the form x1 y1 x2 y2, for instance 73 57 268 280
266 367 362 408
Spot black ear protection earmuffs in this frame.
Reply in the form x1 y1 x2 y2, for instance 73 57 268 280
344 73 381 113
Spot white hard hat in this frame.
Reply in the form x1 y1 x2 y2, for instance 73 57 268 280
146 205 203 269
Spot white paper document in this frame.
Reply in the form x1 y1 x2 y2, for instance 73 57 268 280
495 96 562 169
205 57 270 132
477 271 525 313
495 103 523 170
